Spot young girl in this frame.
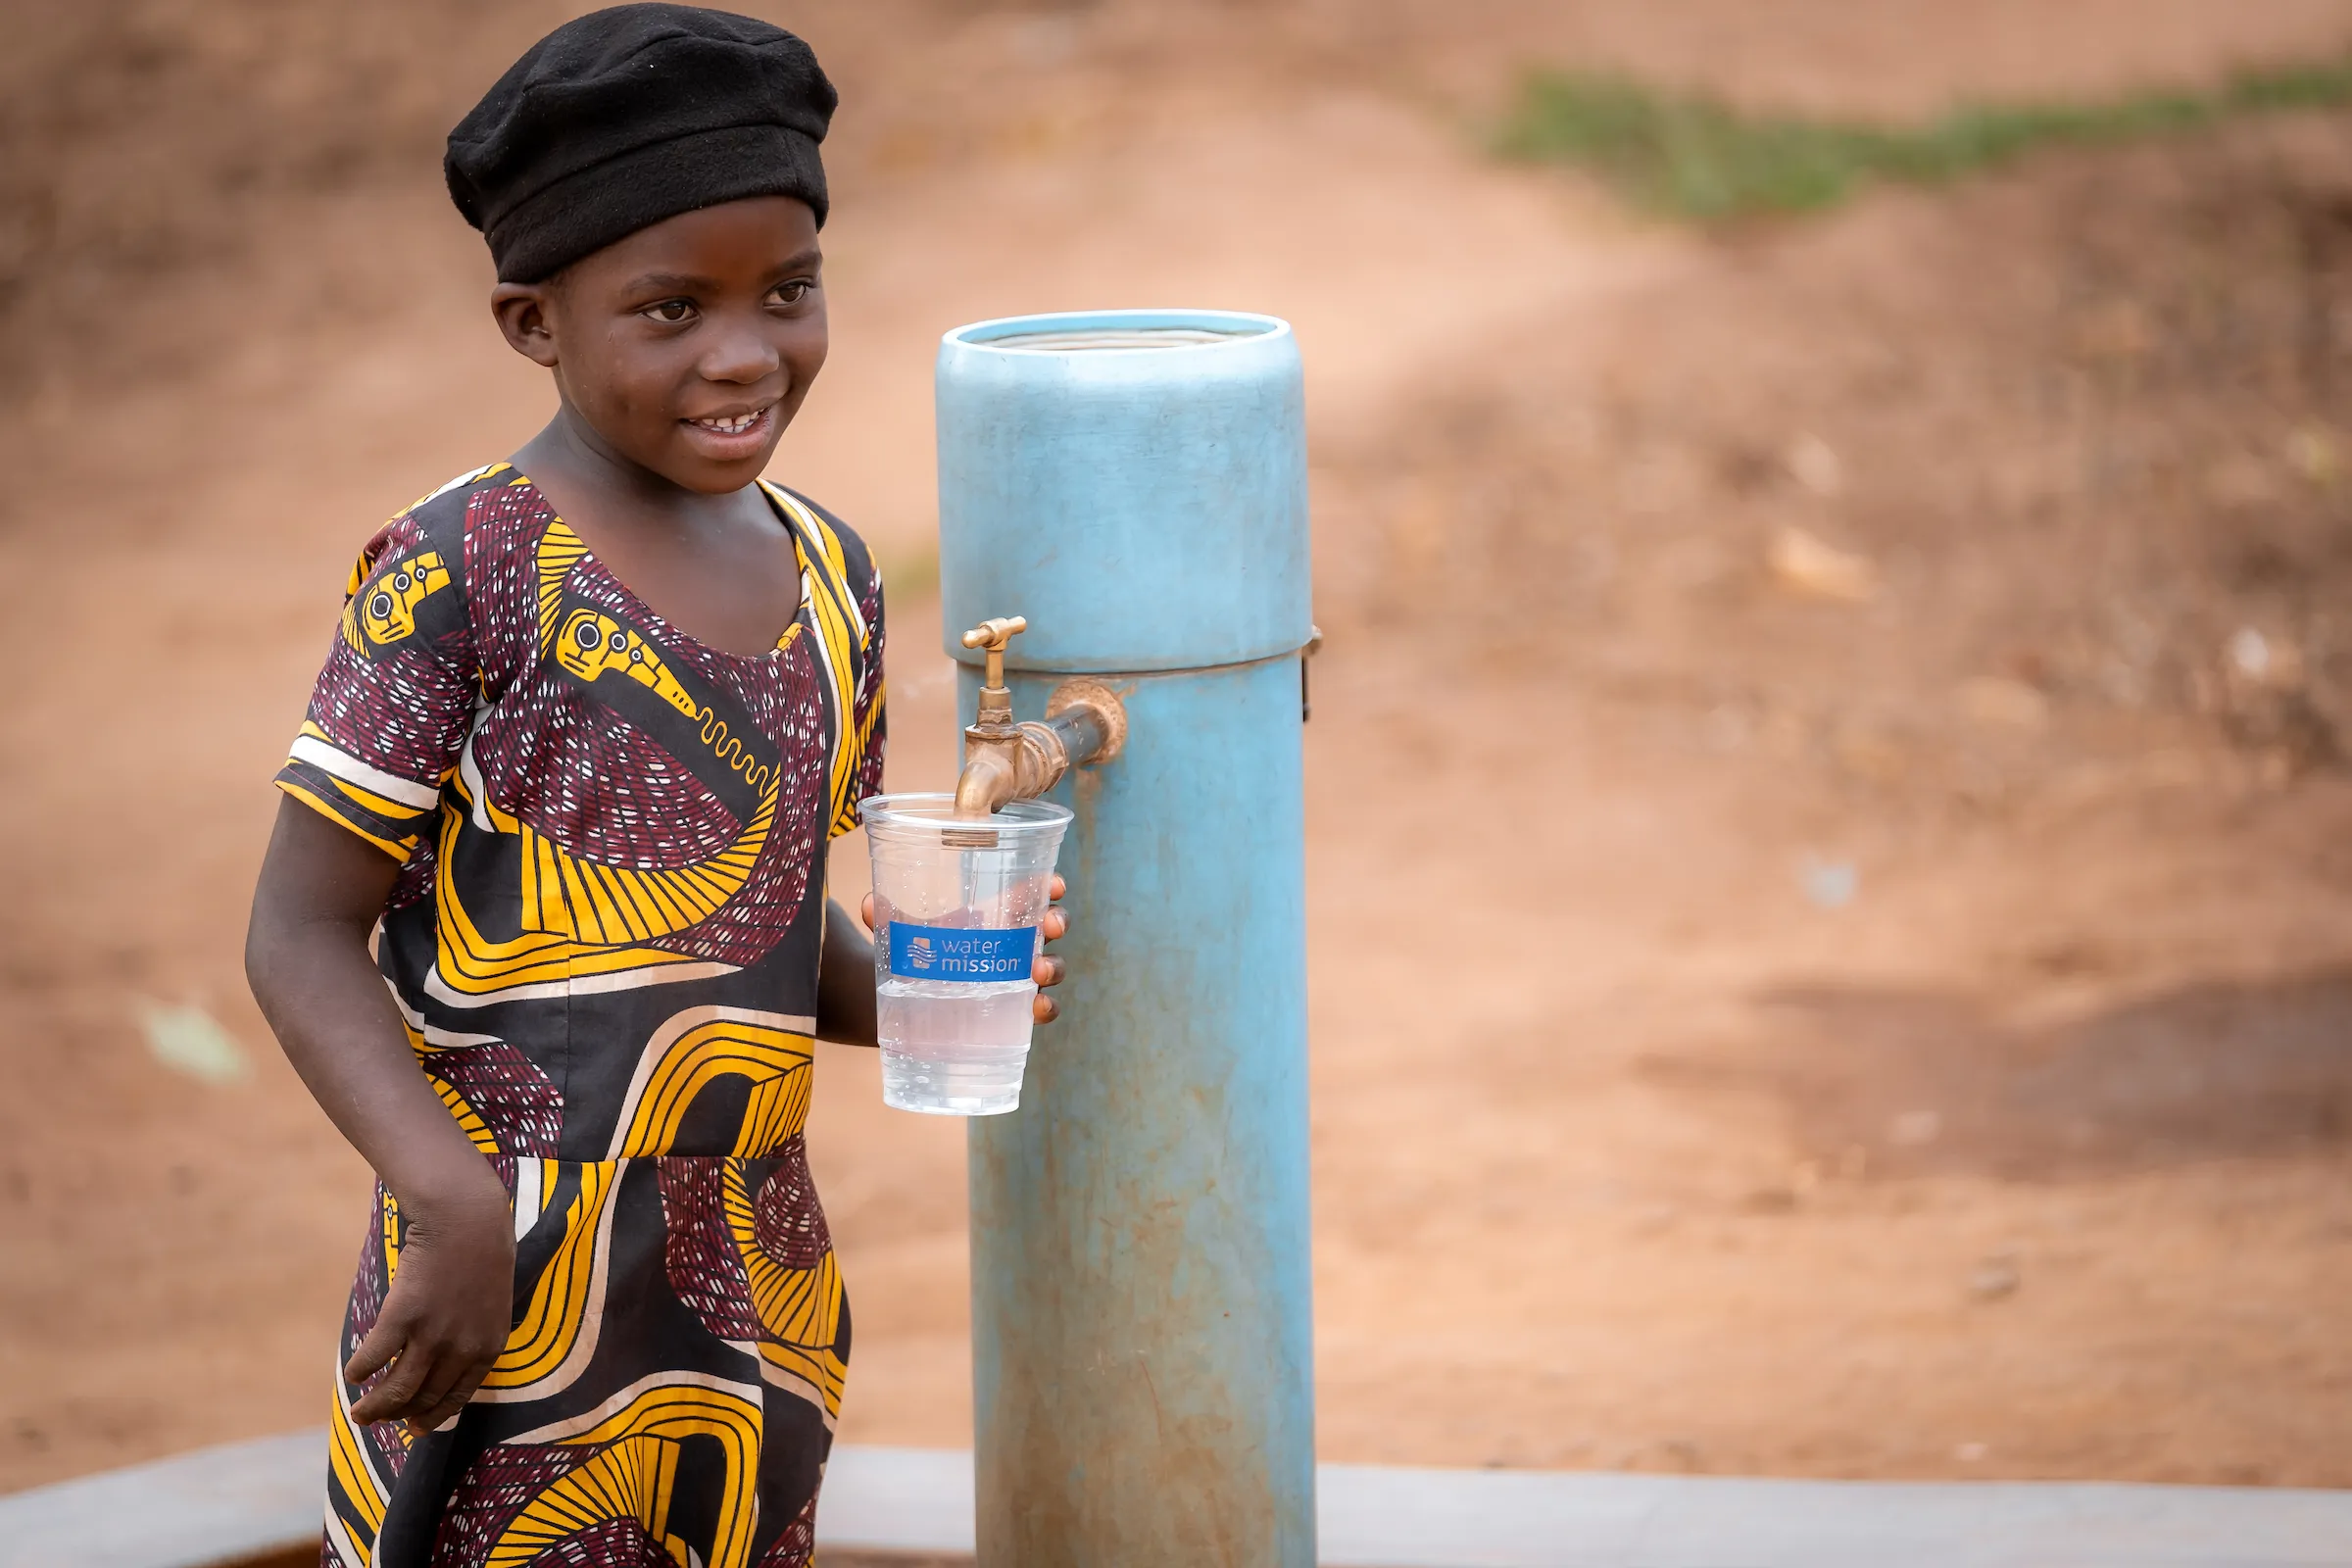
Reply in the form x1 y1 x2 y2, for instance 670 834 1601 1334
243 9 1064 1565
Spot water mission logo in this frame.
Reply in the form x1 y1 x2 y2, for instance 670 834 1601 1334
889 922 1039 983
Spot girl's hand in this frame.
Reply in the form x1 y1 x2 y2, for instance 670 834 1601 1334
344 1168 515 1436
860 873 1070 1023
1029 873 1070 1023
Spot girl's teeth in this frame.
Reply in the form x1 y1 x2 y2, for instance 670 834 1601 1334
698 412 760 433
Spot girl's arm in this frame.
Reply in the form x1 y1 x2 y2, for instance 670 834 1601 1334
813 897 878 1048
245 798 514 1435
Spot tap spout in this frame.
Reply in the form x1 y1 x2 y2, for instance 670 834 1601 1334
952 742 1025 819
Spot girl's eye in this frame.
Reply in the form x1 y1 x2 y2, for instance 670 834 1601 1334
643 299 696 324
770 280 811 307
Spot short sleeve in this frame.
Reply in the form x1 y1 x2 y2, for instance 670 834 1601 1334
770 481 887 840
274 514 477 861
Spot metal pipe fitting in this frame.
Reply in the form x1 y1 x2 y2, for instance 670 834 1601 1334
952 621 1127 818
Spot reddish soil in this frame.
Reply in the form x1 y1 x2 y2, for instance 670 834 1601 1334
5 0 2352 1497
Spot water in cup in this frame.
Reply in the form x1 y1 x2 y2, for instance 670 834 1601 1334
861 794 1071 1115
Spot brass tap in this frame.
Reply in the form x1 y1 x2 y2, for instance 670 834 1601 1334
961 615 1029 736
953 617 1128 818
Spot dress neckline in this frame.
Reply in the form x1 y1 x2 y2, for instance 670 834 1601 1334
504 466 811 664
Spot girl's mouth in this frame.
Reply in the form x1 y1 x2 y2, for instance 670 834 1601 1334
681 404 775 455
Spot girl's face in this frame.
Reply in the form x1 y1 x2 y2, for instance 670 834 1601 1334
492 195 827 494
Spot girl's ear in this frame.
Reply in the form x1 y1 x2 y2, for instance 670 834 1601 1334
491 282 561 368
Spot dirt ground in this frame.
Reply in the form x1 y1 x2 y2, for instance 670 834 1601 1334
5 0 2352 1498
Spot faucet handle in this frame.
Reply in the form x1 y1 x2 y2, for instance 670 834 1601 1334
960 615 1028 694
959 615 1028 654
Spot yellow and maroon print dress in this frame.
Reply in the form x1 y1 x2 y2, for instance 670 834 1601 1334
274 463 884 1568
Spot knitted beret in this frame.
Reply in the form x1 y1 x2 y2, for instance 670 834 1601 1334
446 4 837 282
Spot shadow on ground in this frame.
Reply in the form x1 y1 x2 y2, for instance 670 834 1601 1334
1641 967 2352 1181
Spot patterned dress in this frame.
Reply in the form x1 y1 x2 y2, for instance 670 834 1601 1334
274 463 885 1568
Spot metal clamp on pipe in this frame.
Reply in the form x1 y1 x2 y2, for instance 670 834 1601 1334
954 616 1128 819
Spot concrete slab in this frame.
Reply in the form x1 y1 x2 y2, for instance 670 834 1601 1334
0 1431 318 1568
5 1435 2349 1568
1309 1462 2352 1568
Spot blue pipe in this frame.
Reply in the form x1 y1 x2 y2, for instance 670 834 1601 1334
936 310 1315 1565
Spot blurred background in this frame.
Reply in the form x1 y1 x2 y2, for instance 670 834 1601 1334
5 0 2352 1498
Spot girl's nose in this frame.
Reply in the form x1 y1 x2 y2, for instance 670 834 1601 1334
699 318 782 385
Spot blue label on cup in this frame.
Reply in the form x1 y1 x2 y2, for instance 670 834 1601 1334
887 922 1038 982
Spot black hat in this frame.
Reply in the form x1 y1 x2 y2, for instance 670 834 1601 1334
446 5 837 282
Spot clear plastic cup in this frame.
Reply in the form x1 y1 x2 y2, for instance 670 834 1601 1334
860 793 1072 1115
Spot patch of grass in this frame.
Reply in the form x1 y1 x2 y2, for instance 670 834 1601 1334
1495 54 2352 220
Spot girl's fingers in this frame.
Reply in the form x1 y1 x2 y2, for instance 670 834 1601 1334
350 1344 439 1426
402 1359 472 1434
343 1310 406 1389
1033 875 1072 1022
407 1361 490 1437
858 894 876 934
446 1359 494 1410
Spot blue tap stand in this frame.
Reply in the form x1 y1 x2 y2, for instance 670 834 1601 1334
936 310 1316 1566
